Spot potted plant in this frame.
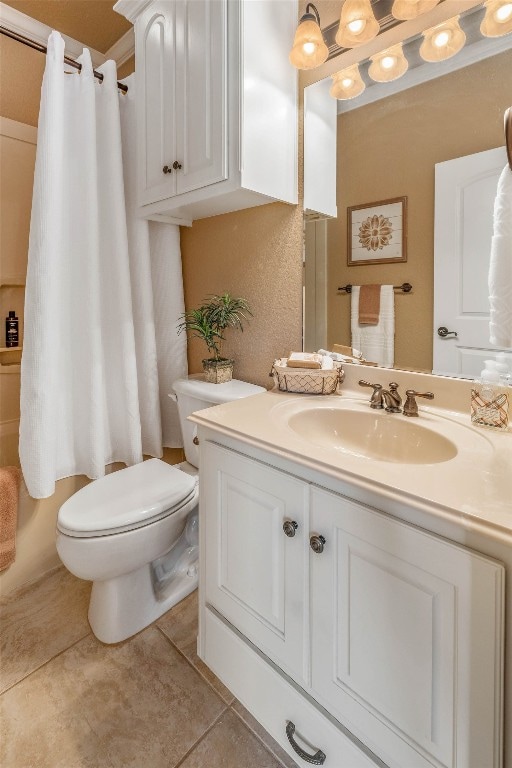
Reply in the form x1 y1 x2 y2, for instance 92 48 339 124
178 293 252 383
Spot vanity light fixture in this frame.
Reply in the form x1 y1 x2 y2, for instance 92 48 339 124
391 0 440 21
480 0 512 36
330 64 366 99
289 3 328 70
335 0 380 48
419 16 466 62
368 43 409 82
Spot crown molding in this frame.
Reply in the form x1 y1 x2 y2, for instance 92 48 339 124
0 2 107 68
114 0 153 24
105 27 134 66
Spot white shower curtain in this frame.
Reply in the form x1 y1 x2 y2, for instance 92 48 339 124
20 32 187 499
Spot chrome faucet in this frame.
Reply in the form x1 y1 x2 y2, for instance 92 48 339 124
359 380 402 412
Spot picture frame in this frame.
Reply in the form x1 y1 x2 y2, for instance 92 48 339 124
347 196 407 266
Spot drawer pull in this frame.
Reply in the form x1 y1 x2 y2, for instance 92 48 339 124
309 534 326 554
283 520 298 538
285 721 326 765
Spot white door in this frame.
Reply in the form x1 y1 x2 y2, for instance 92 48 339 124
433 147 508 377
310 487 504 768
202 442 308 685
174 0 227 196
137 1 177 206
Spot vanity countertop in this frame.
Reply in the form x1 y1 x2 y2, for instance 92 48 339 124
190 375 512 541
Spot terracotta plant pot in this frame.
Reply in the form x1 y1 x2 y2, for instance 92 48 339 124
202 358 234 384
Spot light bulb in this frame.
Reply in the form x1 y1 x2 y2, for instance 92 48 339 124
420 16 465 62
330 64 366 100
368 43 408 82
335 0 379 48
347 18 365 33
481 0 512 35
381 55 396 69
433 30 450 47
496 2 512 20
289 5 328 70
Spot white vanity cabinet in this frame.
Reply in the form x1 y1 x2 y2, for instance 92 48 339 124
199 439 504 768
115 0 298 225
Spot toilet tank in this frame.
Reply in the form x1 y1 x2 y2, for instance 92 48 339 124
171 375 265 467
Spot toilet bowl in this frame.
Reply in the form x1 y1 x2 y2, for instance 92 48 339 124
56 375 265 643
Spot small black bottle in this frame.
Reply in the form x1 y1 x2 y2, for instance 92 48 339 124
5 311 19 348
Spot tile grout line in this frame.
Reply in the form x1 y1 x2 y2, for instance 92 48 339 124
229 705 299 768
154 623 234 706
172 707 230 768
0 630 92 697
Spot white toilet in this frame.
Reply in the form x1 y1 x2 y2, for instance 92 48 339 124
56 375 264 644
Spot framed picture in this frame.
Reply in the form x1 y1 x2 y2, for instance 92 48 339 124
347 196 407 266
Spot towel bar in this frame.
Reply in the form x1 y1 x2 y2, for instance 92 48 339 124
337 282 412 294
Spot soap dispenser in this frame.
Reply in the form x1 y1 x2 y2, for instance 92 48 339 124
471 360 509 430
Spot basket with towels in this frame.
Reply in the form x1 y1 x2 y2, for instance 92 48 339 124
271 353 344 395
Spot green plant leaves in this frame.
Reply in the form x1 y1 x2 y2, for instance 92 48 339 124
177 293 252 361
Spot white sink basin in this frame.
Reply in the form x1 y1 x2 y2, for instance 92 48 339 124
287 407 458 464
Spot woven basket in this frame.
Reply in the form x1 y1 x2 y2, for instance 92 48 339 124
271 358 344 395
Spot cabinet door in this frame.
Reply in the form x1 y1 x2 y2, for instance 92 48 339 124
136 1 176 206
174 0 227 196
304 79 337 219
310 487 504 768
202 442 308 684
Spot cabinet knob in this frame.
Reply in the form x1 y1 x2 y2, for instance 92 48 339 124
193 436 199 446
162 165 172 174
172 160 183 170
309 534 326 554
282 520 298 538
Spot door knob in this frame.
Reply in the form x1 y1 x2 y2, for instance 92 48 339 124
309 534 326 554
172 161 182 170
437 326 458 338
162 165 172 174
283 520 298 538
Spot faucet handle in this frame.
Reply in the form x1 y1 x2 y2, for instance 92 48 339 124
359 380 384 409
403 390 434 417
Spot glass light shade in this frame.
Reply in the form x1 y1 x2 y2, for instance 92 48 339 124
419 16 466 62
480 0 512 37
289 17 328 69
368 43 409 82
335 0 380 48
391 0 440 21
330 65 366 99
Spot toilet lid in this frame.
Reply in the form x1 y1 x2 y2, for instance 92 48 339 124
57 459 197 538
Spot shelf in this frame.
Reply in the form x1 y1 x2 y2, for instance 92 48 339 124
0 347 22 354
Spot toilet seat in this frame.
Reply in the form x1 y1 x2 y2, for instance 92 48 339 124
57 459 197 538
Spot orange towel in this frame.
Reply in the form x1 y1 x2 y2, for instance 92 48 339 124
0 466 21 571
358 284 381 325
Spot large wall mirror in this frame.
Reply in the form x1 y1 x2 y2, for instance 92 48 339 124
303 4 512 377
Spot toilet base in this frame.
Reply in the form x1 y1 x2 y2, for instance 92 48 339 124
88 558 198 644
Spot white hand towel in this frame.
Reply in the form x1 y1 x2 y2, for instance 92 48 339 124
351 286 395 367
489 165 512 348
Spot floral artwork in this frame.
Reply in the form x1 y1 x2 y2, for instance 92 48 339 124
358 214 393 251
347 197 407 265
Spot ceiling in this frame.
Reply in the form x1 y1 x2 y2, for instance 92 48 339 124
3 1 131 53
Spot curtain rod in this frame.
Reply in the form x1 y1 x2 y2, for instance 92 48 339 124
0 25 128 93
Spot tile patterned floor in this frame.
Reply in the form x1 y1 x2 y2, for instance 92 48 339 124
0 568 297 768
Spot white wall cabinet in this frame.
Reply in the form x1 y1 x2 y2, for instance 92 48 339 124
200 440 504 768
115 0 298 225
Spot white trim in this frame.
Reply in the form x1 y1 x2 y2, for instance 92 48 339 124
0 1 107 68
105 27 134 67
146 214 193 228
338 34 512 114
0 116 37 144
114 0 154 24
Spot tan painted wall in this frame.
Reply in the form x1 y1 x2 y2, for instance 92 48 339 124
326 50 512 372
180 201 303 389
